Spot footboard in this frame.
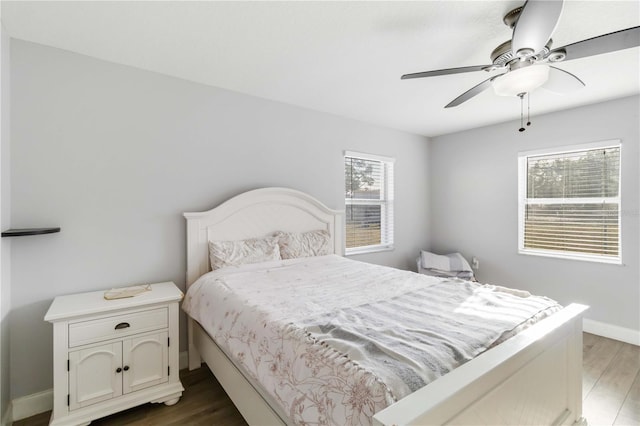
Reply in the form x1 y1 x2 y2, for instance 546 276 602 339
374 303 588 425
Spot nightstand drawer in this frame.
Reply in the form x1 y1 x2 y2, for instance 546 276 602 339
68 307 168 347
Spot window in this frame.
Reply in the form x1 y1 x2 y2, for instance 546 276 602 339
518 140 621 264
344 151 394 254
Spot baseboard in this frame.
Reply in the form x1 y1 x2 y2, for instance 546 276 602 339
10 388 52 422
583 319 640 346
1 403 12 426
9 351 189 423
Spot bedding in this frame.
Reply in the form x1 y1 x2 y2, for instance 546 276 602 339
182 255 561 426
208 236 281 270
274 229 331 259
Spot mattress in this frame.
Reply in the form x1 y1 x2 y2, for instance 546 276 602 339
183 255 561 426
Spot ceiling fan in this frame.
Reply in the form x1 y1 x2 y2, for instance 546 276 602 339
402 0 640 109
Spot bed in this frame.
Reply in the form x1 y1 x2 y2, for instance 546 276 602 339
183 187 588 426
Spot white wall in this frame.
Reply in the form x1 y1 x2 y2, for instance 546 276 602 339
0 22 11 426
9 39 430 398
430 96 639 334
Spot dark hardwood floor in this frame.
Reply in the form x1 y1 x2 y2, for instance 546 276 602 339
15 333 640 425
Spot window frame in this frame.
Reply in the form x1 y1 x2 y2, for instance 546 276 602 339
517 140 622 264
344 151 395 255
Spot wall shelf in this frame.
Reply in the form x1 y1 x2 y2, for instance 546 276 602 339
1 227 61 237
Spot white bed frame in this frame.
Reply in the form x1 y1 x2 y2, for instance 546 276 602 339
184 187 588 426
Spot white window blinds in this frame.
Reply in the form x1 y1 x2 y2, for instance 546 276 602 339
518 141 621 263
344 152 394 254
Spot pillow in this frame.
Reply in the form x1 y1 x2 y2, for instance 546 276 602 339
420 251 453 272
275 230 331 259
420 250 472 272
209 236 281 270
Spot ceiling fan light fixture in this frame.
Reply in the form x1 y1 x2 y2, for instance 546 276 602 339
492 64 550 97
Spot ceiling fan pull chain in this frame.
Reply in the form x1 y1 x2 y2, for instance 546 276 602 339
527 92 532 127
519 93 525 132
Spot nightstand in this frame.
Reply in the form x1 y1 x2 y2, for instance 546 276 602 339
45 282 184 426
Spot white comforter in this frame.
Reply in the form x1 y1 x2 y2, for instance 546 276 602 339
182 255 560 426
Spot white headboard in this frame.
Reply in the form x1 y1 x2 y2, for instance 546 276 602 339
184 187 344 288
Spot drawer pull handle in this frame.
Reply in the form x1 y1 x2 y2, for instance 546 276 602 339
114 322 130 330
116 367 122 373
123 365 130 371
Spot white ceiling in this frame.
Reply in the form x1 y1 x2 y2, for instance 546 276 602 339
2 0 639 137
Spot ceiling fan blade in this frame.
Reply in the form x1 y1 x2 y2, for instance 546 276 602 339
401 65 492 80
444 76 498 108
542 66 585 93
512 0 564 57
549 26 640 62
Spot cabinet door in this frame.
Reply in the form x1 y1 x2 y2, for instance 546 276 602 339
69 342 123 410
122 331 168 394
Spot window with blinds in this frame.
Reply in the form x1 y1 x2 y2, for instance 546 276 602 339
344 151 394 254
518 141 621 263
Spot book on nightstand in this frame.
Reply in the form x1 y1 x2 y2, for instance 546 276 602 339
103 284 152 300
